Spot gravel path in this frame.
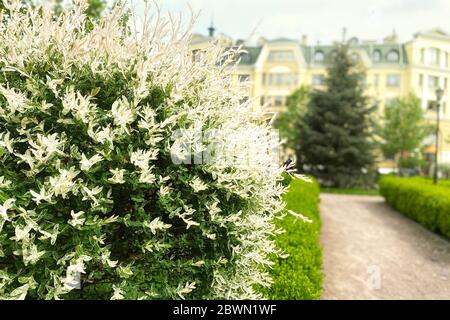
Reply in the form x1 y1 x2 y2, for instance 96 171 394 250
320 193 450 300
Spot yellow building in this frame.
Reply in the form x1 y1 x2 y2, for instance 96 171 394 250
191 28 450 171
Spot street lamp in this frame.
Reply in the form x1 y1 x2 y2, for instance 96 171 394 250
433 87 444 184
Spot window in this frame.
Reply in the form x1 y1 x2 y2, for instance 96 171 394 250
350 52 359 64
267 50 295 62
274 96 284 107
373 50 382 62
312 74 325 86
429 48 440 65
286 73 298 86
314 51 325 63
274 74 283 85
192 49 201 63
286 51 295 61
386 74 400 87
427 100 445 112
239 52 252 64
240 96 249 104
429 76 439 88
262 73 266 85
266 73 297 86
386 50 399 62
260 96 265 106
238 74 250 82
428 100 438 111
419 74 423 86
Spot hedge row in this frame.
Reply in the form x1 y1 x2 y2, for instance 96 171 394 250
379 176 450 239
261 177 323 300
393 176 450 189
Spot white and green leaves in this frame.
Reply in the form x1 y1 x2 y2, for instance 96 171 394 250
0 0 285 300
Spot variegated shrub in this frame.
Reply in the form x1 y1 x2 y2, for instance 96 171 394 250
0 0 286 299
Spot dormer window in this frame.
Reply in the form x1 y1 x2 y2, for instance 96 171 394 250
350 52 359 64
314 50 325 63
373 50 382 62
239 52 251 64
238 74 250 82
349 37 359 46
386 50 400 62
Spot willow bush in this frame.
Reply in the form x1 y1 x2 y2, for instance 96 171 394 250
0 0 289 299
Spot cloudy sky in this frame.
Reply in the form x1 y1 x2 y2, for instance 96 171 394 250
131 0 450 44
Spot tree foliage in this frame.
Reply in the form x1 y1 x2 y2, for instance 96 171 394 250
274 86 309 150
379 94 429 168
296 43 376 188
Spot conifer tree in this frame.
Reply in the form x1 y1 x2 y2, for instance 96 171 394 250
297 43 376 187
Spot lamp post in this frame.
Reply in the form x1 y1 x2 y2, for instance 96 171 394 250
433 87 444 184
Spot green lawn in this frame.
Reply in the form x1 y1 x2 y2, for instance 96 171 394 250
263 177 323 300
321 187 380 196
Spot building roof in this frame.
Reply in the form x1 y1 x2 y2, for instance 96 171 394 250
268 37 297 43
220 46 263 66
238 46 263 65
305 42 408 65
193 32 412 67
414 28 450 40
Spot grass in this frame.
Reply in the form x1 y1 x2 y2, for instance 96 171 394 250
263 177 323 300
321 187 380 196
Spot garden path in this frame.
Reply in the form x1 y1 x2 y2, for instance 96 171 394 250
320 193 450 299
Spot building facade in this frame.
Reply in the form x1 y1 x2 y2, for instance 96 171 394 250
191 28 450 170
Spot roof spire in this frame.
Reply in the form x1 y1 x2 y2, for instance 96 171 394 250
342 27 347 43
208 15 216 38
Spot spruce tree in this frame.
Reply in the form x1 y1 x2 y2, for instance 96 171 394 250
296 43 375 187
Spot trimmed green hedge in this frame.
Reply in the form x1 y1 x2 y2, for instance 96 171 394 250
263 177 323 300
379 176 450 239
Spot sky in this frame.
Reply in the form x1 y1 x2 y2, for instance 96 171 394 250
129 0 450 45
